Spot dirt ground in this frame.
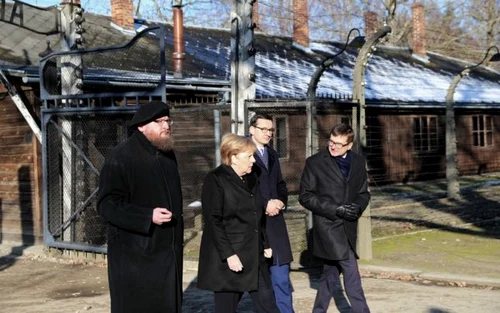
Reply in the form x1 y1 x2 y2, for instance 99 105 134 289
1 254 500 313
2 176 500 313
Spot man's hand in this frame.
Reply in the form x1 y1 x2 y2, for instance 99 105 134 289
335 205 357 221
273 199 285 210
227 254 243 272
266 199 285 216
265 200 281 216
152 208 172 225
347 203 362 218
263 248 273 258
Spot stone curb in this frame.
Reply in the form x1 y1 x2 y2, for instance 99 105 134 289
359 264 500 288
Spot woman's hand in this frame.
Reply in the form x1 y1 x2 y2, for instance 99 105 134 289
263 248 273 258
227 254 243 272
152 208 172 225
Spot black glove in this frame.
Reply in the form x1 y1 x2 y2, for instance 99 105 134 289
335 205 358 221
346 203 362 218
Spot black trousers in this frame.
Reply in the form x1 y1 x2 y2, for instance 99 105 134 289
313 248 370 313
214 269 280 313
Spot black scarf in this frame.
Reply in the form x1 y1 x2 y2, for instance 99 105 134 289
333 151 351 179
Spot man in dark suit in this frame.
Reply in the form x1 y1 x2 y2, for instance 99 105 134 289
98 101 183 313
299 123 371 313
249 114 295 313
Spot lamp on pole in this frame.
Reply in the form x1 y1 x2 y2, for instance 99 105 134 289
307 28 365 101
351 25 391 260
445 45 500 200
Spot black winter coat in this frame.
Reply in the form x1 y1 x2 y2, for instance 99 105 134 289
197 165 271 292
253 146 293 265
97 131 183 313
299 149 370 260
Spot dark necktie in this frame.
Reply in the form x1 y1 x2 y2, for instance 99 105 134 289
260 148 268 169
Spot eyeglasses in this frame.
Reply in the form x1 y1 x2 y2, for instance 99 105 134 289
328 140 350 148
255 126 275 134
154 118 173 126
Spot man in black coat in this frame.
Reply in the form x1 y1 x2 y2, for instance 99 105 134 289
299 123 371 313
97 101 183 313
249 114 295 313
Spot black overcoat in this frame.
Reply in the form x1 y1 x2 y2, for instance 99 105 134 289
253 146 293 265
197 165 272 292
97 131 183 313
299 149 370 260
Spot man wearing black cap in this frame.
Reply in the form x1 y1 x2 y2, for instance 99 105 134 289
98 101 184 313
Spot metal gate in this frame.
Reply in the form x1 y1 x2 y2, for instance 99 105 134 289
40 26 167 252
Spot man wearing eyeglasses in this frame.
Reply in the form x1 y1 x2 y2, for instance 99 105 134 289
299 123 371 313
97 100 184 313
249 113 295 313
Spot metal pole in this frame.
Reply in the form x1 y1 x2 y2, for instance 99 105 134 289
444 46 500 200
60 0 83 242
230 0 255 135
0 70 42 143
306 100 313 230
352 25 391 260
445 71 465 201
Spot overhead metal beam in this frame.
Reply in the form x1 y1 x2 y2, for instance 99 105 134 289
0 0 59 35
0 69 42 143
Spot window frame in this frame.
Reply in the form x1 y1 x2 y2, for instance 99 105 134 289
472 115 494 148
413 115 439 152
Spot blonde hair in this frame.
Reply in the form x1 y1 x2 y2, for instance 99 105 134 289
220 133 256 165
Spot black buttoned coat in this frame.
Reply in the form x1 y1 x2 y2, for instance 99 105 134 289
299 149 370 261
197 165 271 292
97 131 183 313
253 146 293 265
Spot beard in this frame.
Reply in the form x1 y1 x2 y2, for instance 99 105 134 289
152 137 174 152
148 134 174 152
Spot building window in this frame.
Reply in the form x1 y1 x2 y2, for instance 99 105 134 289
413 116 438 152
273 116 288 158
472 115 493 147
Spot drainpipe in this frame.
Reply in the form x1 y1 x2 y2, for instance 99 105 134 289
172 0 185 79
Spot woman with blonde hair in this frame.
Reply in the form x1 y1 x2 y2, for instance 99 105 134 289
197 133 279 313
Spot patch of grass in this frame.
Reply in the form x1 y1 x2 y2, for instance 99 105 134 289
361 229 500 279
370 174 500 198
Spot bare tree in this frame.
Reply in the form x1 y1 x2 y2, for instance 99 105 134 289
127 0 499 69
133 0 232 27
153 0 172 22
425 0 499 69
466 0 500 67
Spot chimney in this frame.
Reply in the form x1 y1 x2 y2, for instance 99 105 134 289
364 11 377 38
412 3 426 56
252 0 259 30
172 2 185 78
293 0 309 47
111 0 134 31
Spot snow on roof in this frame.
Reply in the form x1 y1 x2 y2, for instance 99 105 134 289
253 41 500 104
2 7 499 105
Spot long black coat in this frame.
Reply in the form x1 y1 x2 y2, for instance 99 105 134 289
253 146 293 265
299 149 370 260
97 131 183 313
197 165 271 292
